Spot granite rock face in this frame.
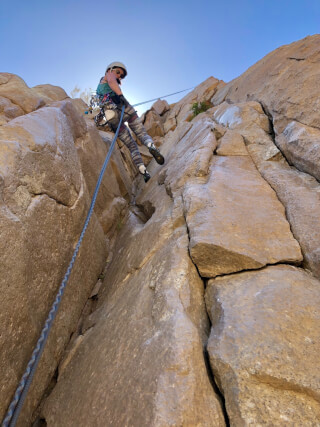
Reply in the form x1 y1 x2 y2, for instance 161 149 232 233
211 34 320 133
0 97 134 425
2 34 320 427
206 265 320 426
183 155 302 277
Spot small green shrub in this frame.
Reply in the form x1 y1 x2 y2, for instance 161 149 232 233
190 101 211 118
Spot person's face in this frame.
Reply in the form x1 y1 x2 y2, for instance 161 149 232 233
112 68 125 80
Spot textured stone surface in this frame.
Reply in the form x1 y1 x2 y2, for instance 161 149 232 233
216 130 248 156
0 73 46 115
211 34 320 134
261 161 320 279
159 117 218 195
151 99 170 116
211 101 281 167
213 101 270 133
32 84 68 103
3 35 320 426
0 100 130 424
163 77 223 132
183 156 302 277
42 180 225 427
206 265 320 425
276 120 320 182
144 109 165 137
0 74 69 125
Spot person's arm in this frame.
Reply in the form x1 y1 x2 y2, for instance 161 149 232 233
105 70 123 95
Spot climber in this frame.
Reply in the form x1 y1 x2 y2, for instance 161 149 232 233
95 61 165 183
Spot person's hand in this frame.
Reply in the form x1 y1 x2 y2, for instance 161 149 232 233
113 94 128 107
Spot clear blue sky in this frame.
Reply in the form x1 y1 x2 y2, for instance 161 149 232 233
1 0 319 114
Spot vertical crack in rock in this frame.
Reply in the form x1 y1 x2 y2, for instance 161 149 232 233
247 102 305 260
203 341 230 426
181 199 230 426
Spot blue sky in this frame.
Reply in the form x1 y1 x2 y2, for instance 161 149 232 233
1 0 319 114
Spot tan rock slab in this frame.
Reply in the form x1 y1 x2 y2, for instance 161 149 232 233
216 130 248 156
42 184 225 426
206 265 320 425
276 120 320 182
159 117 218 195
261 161 320 279
183 156 302 277
0 96 24 123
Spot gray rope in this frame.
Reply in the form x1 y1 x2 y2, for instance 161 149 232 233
2 105 126 427
132 86 195 107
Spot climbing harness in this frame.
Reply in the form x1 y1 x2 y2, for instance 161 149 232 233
88 93 118 127
2 106 126 427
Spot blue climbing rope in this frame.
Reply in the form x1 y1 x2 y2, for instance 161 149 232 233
2 105 126 427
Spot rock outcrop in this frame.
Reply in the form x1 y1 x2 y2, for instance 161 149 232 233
1 34 320 426
0 90 134 424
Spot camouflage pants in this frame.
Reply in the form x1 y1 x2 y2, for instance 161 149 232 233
107 103 153 169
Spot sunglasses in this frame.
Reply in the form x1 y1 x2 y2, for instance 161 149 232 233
114 69 125 79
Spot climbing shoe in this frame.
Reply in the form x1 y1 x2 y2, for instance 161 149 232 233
142 170 151 183
148 144 165 165
139 165 151 183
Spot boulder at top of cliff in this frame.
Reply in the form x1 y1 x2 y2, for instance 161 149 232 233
32 84 68 103
143 109 165 137
151 99 170 116
0 73 70 124
211 34 320 134
0 73 46 116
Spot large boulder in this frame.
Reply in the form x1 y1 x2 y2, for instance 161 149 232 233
275 120 320 182
183 155 302 277
0 73 69 125
32 84 69 103
0 73 46 116
206 265 320 425
143 109 165 137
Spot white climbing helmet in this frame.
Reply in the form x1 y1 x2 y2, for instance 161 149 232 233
106 62 127 78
